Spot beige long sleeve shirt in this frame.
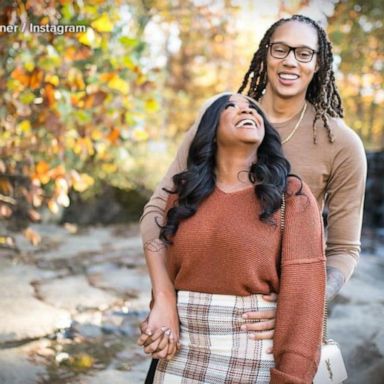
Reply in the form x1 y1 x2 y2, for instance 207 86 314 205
140 95 367 281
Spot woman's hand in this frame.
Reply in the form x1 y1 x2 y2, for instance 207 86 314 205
137 291 180 360
241 293 277 353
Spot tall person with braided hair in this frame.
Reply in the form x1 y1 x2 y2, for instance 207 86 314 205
138 14 366 382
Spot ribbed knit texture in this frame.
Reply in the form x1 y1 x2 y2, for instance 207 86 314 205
140 97 366 281
164 177 326 383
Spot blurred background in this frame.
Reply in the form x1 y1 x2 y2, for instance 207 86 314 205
0 0 383 383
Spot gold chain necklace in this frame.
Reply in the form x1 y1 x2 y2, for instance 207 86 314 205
281 102 307 144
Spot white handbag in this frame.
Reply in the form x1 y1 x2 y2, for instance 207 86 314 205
280 195 348 384
313 339 348 384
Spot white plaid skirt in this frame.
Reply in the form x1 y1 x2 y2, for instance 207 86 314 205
154 290 276 384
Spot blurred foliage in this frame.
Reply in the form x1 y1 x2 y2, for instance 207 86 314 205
0 0 160 235
328 0 384 149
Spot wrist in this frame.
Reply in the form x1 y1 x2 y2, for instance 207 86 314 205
153 289 176 302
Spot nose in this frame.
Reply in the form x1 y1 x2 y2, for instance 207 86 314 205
239 105 254 114
282 50 298 66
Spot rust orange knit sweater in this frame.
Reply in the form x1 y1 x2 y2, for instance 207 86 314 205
164 177 326 384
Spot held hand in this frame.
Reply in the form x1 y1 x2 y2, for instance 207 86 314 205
138 319 179 360
137 292 180 359
241 293 277 342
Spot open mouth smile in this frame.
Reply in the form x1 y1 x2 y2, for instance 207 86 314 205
278 72 300 80
235 118 257 128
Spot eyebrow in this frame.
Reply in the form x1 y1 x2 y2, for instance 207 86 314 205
270 40 317 50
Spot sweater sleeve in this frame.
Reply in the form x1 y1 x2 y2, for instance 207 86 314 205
139 92 232 246
325 123 367 281
271 180 326 384
139 125 196 245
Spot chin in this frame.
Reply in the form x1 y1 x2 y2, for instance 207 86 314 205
276 87 305 99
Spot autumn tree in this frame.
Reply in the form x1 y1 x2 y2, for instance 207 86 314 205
328 0 384 149
0 0 158 238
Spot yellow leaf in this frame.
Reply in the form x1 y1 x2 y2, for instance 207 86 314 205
45 74 59 86
132 128 149 141
107 76 129 94
91 13 113 32
91 128 103 140
145 98 159 113
24 61 35 72
48 200 60 214
78 28 101 48
72 173 94 192
17 120 31 133
101 163 118 173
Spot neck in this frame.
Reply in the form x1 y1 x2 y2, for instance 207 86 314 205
215 147 256 185
260 87 306 124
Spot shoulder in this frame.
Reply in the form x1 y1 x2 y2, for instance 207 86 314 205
285 176 318 214
306 104 365 156
328 117 365 153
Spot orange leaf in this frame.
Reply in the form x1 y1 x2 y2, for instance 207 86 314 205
30 68 43 89
36 161 49 175
84 94 95 108
44 84 56 106
11 67 30 87
23 227 41 246
99 72 115 82
107 128 120 144
0 179 13 195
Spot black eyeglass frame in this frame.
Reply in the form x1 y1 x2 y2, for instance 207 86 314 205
267 42 319 63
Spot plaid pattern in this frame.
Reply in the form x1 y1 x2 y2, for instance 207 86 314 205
154 291 276 383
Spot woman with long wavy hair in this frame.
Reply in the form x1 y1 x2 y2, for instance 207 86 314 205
138 93 326 383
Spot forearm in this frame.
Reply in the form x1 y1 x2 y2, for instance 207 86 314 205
325 244 360 282
144 239 175 299
326 266 345 301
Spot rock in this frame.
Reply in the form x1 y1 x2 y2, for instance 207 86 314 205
0 261 70 344
86 262 151 297
78 366 150 384
71 321 103 339
37 275 118 312
0 345 46 384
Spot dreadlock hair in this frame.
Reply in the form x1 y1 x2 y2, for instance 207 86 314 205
238 14 343 144
159 94 291 244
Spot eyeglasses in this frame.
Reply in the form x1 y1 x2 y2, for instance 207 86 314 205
268 42 318 63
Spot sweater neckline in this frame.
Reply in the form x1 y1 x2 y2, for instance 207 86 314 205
215 184 254 196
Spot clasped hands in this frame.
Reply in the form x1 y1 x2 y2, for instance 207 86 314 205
137 293 277 360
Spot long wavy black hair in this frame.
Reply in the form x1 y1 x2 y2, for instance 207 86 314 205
159 94 291 244
238 14 343 143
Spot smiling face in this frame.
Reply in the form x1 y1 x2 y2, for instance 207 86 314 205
216 94 265 147
265 21 319 100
